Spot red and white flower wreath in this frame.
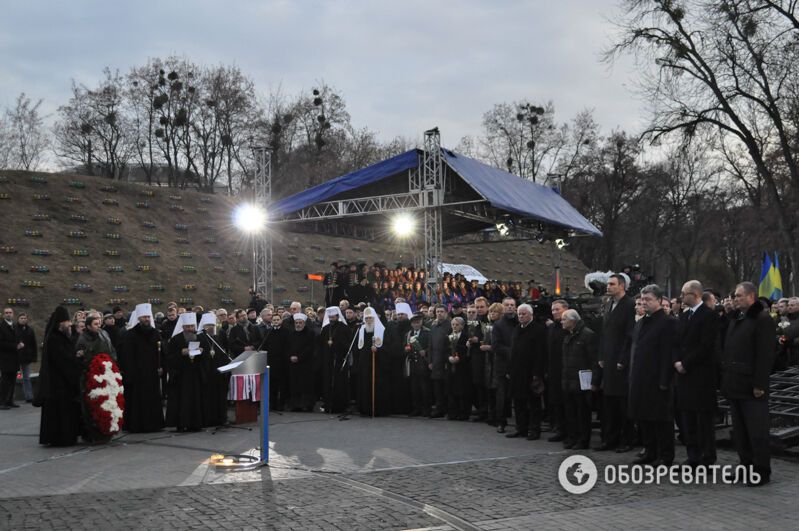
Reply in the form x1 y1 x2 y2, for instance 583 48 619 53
84 353 125 436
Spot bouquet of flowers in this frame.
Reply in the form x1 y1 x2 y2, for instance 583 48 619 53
84 353 125 438
467 320 480 339
481 323 493 346
405 334 423 354
778 320 790 345
448 332 461 364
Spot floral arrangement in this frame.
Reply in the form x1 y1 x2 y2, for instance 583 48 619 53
174 223 188 231
69 180 86 189
105 233 121 240
143 235 158 243
33 193 50 200
179 251 192 258
32 249 52 256
8 298 30 306
69 231 87 239
24 229 43 238
102 198 119 206
142 221 156 228
100 185 118 193
32 213 51 221
70 214 89 223
103 250 120 257
778 320 791 346
71 265 90 273
72 249 89 256
448 332 462 364
136 265 151 272
175 237 189 244
30 265 49 273
136 201 150 209
84 353 124 437
107 217 122 225
212 266 225 272
107 266 124 273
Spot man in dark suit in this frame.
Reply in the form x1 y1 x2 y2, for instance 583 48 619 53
593 274 636 452
628 284 677 466
721 281 775 486
0 307 22 409
506 304 548 440
674 280 720 467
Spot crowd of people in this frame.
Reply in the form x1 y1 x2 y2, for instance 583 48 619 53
2 267 796 488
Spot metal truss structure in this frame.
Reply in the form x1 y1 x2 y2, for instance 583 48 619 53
252 146 273 302
420 128 443 283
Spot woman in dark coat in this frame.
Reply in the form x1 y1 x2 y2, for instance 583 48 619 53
37 306 85 446
446 318 472 420
16 313 38 403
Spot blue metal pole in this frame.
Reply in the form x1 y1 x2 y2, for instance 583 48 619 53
261 366 270 464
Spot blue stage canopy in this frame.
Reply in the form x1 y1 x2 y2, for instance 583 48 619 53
271 148 601 236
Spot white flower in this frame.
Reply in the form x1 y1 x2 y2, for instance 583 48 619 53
89 360 125 433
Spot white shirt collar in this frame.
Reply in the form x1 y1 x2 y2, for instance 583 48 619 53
689 301 703 313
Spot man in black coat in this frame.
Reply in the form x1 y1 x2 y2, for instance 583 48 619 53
228 309 258 357
0 307 21 409
492 297 518 433
674 280 720 467
16 312 37 403
386 303 413 415
593 274 636 452
506 303 548 440
37 306 85 446
429 305 452 418
561 309 597 449
546 300 569 442
198 313 231 427
721 281 776 486
319 307 352 414
261 313 288 411
629 284 676 466
286 313 316 412
165 313 206 431
119 304 165 433
406 313 432 416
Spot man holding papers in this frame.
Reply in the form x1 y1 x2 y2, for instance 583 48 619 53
560 309 597 450
165 312 205 431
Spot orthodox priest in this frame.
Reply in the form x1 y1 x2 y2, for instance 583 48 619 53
118 303 165 433
286 313 316 412
198 312 231 427
165 312 205 431
37 306 85 446
355 307 390 416
319 306 352 414
386 302 413 415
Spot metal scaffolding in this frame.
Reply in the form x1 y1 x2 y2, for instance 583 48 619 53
421 128 443 283
252 146 273 302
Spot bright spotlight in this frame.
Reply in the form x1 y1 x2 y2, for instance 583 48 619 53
392 213 415 238
555 238 569 250
496 223 509 237
233 203 267 233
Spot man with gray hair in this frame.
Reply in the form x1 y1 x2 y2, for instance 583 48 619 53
506 303 548 439
561 309 596 449
546 300 569 442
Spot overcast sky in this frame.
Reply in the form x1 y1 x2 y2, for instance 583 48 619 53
0 0 645 146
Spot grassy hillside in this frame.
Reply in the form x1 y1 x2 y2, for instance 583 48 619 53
0 170 589 328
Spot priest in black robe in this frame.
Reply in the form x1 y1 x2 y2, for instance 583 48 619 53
287 313 316 412
37 306 85 446
386 302 413 414
320 307 352 414
165 313 205 431
118 303 165 433
198 312 231 427
355 307 390 416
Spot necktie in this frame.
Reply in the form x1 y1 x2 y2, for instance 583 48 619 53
687 309 694 320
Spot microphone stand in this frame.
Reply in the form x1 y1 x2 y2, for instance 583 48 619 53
338 323 362 421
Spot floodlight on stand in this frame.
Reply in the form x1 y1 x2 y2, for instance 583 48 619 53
233 203 267 233
392 213 416 238
555 238 569 250
496 223 509 237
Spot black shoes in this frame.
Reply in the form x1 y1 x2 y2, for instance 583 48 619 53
547 433 566 443
593 443 614 451
496 425 506 434
632 454 656 465
505 431 524 438
526 432 540 441
615 445 633 453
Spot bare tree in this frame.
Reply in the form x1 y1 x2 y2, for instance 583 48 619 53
609 0 799 290
4 93 48 171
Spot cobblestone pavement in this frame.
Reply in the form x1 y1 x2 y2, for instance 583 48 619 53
1 404 798 529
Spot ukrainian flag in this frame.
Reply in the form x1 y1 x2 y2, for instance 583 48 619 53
758 252 784 301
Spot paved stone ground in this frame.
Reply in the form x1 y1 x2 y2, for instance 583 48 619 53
1 403 798 530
